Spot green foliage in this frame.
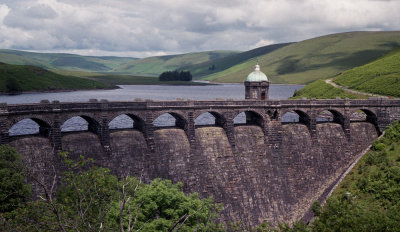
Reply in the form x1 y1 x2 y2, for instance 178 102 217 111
5 77 21 93
200 31 400 84
159 70 192 81
290 80 361 99
311 201 321 216
0 145 31 214
0 63 111 92
334 47 400 97
1 153 221 232
311 195 397 232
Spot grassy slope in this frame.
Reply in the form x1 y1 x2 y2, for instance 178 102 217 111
202 31 400 84
113 50 238 76
290 79 365 99
0 63 110 92
181 43 291 78
334 47 400 97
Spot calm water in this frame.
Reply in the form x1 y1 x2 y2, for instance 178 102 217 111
1 84 304 135
0 84 303 104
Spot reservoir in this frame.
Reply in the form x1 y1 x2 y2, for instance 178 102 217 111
0 84 303 104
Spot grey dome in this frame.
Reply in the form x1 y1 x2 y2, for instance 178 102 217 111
246 64 268 82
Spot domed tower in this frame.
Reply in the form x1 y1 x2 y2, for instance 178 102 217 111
244 63 270 100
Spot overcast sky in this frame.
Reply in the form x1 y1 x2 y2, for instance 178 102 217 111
0 0 399 58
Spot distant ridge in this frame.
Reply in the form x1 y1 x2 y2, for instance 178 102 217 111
0 49 238 76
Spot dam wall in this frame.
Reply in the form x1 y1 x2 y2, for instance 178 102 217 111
2 99 400 226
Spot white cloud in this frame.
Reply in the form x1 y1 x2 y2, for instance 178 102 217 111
0 0 399 57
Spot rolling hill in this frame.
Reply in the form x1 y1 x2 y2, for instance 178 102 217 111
200 31 400 84
0 63 111 93
113 50 239 76
0 49 238 76
333 47 400 97
181 43 291 78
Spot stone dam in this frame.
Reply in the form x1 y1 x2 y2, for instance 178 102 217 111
1 98 400 226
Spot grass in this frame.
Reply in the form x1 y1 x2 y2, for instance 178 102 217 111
201 31 400 84
0 63 111 93
334 47 400 97
290 79 366 99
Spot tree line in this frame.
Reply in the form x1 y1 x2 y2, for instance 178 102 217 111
158 70 192 81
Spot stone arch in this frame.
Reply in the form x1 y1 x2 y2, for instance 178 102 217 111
233 110 265 128
350 108 379 131
281 109 311 125
266 109 279 121
108 113 145 133
8 117 52 137
61 115 101 135
194 111 225 127
316 109 345 125
153 112 188 130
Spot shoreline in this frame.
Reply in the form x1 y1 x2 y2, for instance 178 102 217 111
0 86 120 96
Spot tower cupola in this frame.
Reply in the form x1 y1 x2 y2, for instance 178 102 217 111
244 63 270 100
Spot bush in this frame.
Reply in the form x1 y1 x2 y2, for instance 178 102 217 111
0 145 31 213
5 77 21 93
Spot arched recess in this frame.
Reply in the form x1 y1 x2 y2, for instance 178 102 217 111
61 115 101 135
9 118 51 137
153 112 187 130
195 111 225 127
233 111 265 128
108 114 145 132
350 109 379 133
316 109 344 125
281 110 310 126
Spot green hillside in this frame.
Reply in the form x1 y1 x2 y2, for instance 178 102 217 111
291 79 365 99
334 47 400 97
0 49 238 76
202 31 400 84
181 43 291 78
0 63 110 93
113 50 238 76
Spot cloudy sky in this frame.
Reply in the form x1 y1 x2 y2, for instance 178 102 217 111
0 0 399 57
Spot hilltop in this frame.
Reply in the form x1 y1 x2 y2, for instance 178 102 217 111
0 63 110 93
200 31 400 84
